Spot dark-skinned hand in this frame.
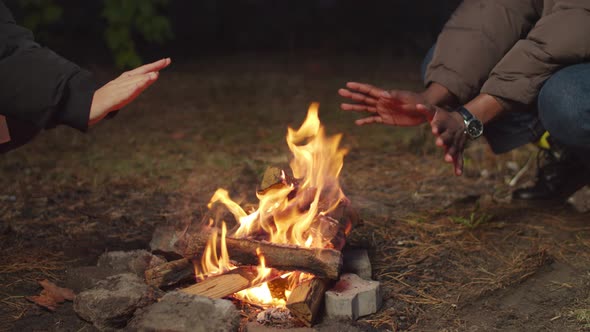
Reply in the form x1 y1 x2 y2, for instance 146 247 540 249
417 104 467 176
338 82 433 126
338 81 468 176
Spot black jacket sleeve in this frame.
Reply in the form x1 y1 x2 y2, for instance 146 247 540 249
0 1 96 133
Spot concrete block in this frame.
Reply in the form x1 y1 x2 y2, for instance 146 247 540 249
325 273 381 320
342 249 372 280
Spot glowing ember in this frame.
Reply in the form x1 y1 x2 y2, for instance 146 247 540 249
234 249 286 306
195 102 348 307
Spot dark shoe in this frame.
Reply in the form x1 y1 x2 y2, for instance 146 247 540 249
512 148 590 201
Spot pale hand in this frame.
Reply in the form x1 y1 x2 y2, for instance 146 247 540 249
88 58 171 126
338 82 434 126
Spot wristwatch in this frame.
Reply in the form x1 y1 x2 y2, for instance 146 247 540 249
454 106 483 139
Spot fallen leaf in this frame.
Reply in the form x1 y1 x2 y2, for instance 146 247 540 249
26 279 76 311
26 294 58 311
39 279 75 301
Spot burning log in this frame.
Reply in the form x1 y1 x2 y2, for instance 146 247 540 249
328 196 362 231
258 166 287 194
310 214 346 252
144 258 194 288
286 278 330 326
181 266 278 299
258 166 361 232
181 229 342 280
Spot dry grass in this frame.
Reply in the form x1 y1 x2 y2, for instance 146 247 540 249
354 200 590 329
0 294 28 323
0 250 68 280
0 249 72 326
1 54 589 330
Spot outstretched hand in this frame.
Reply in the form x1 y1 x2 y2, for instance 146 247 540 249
338 82 434 126
89 58 171 126
339 81 468 176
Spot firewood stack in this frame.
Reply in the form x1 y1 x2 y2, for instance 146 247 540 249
146 167 361 326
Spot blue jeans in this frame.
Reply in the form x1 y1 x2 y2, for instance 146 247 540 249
421 46 590 159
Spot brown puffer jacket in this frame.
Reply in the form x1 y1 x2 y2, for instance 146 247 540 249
424 0 590 110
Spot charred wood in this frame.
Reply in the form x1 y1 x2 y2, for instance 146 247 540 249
181 230 342 280
144 258 194 288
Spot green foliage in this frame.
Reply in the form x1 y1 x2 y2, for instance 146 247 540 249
18 0 172 69
449 206 493 229
571 309 590 328
102 0 173 69
18 0 62 41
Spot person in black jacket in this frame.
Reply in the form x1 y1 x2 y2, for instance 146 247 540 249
0 1 170 153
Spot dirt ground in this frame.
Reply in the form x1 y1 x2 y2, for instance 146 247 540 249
1 53 590 331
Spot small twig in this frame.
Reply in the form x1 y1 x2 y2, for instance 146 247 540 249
509 153 533 187
549 281 574 291
477 267 498 277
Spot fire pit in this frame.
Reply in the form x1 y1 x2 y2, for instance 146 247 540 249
66 103 381 330
154 102 360 320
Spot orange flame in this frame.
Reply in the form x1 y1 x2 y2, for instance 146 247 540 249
196 102 348 306
193 222 234 280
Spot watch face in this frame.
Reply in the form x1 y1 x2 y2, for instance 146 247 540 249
466 119 484 138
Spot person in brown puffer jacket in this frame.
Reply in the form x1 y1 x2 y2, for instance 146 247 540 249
339 0 590 202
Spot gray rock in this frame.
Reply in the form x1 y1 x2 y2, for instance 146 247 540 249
66 250 165 294
64 266 120 293
74 273 160 331
97 250 165 277
149 225 184 259
128 291 240 332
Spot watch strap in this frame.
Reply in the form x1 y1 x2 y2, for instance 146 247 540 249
455 106 475 122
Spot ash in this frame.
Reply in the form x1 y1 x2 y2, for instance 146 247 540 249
256 307 293 325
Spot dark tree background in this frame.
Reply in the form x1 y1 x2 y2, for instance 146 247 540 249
5 0 461 67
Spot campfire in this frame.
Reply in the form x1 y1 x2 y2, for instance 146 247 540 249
146 103 359 325
50 102 378 330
